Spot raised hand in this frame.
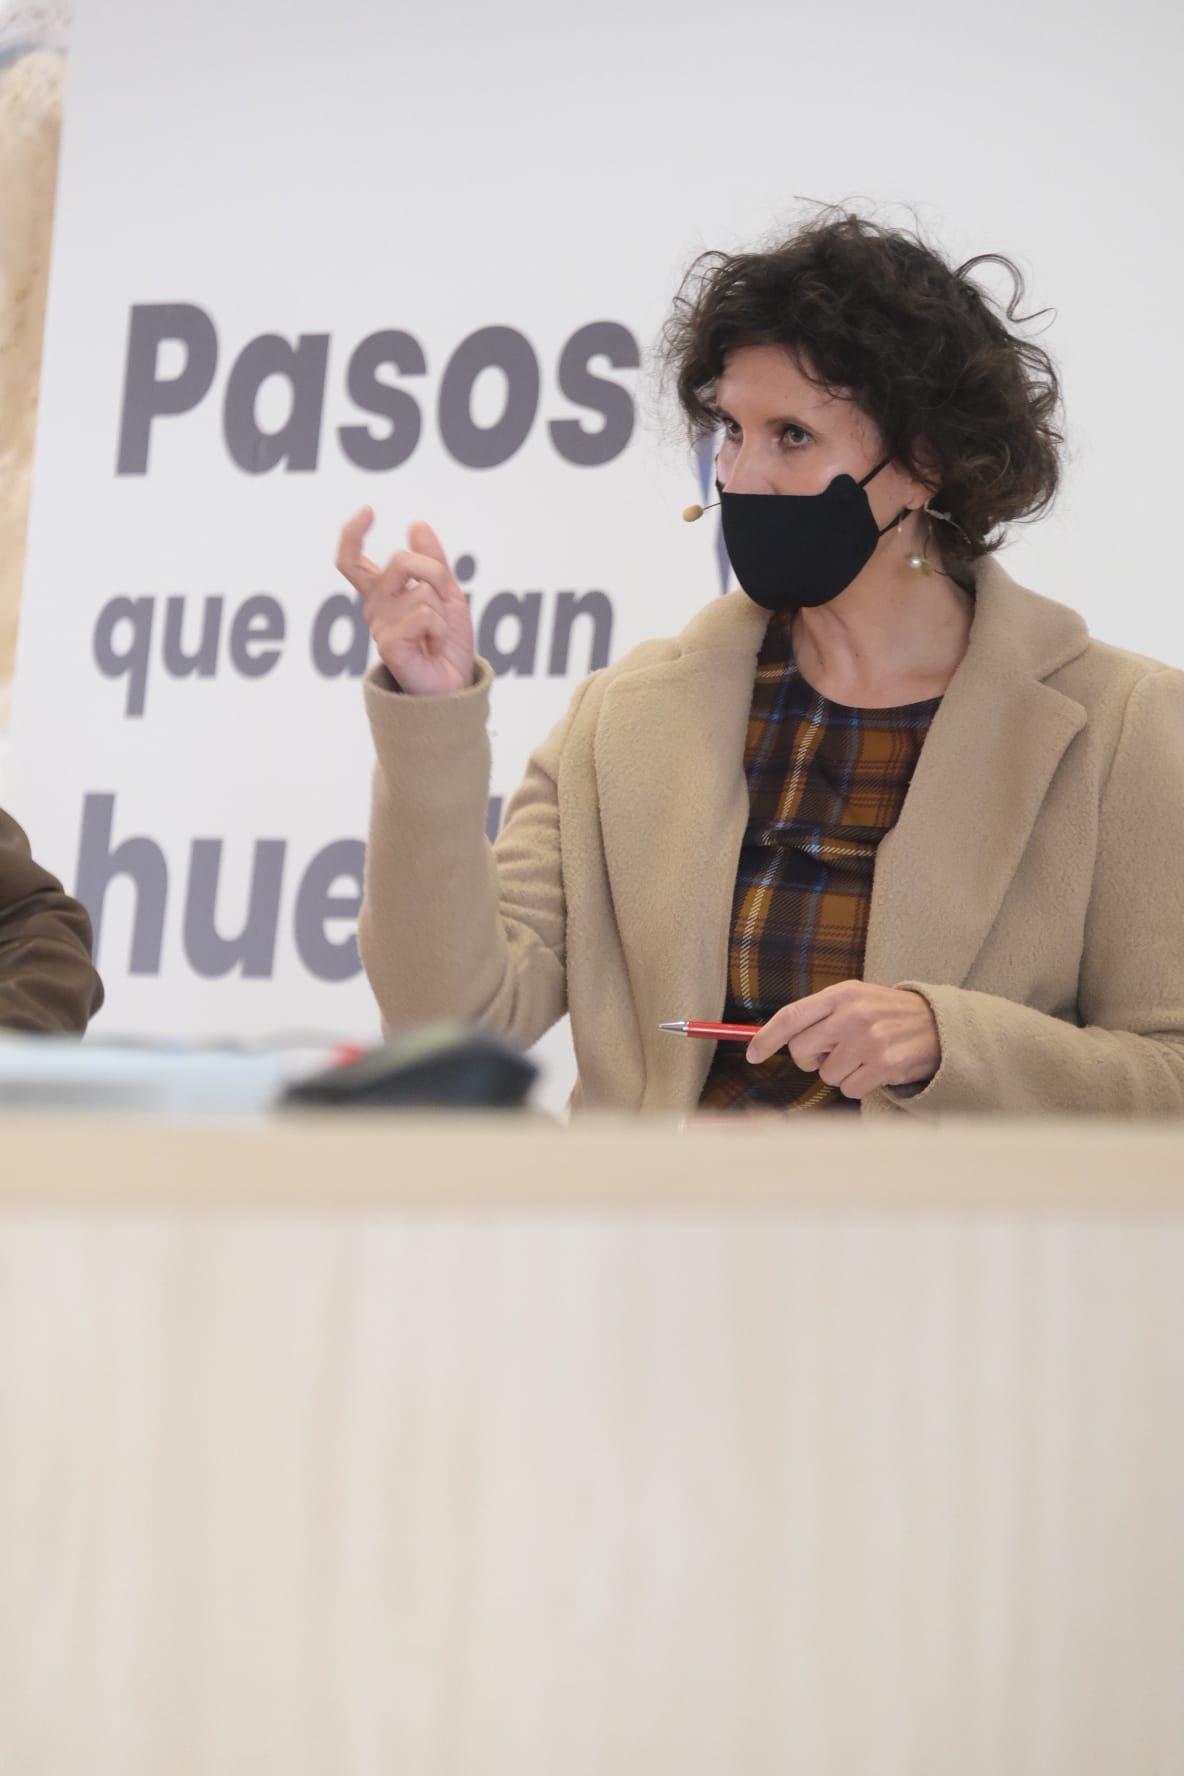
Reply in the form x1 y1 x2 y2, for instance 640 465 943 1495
336 508 476 697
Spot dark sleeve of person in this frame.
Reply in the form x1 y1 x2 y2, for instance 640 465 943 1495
0 806 104 1034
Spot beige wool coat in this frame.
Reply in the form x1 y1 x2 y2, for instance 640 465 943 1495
360 556 1184 1116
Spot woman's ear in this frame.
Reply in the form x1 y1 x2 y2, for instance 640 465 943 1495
909 436 943 499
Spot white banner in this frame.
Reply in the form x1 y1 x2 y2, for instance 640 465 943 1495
10 0 1184 1099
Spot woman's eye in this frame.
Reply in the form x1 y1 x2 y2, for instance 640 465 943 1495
717 418 810 446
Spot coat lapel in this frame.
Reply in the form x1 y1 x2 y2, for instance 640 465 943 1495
593 594 767 1106
865 557 1089 989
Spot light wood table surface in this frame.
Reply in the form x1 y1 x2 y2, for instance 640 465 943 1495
1 1113 1182 1775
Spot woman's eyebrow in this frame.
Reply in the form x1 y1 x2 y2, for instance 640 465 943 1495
712 401 816 431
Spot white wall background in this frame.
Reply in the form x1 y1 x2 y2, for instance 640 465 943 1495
8 0 1184 1100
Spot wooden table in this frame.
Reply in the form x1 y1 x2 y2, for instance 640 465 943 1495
1 1114 1182 1774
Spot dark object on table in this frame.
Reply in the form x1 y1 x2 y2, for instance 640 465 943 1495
282 1020 537 1110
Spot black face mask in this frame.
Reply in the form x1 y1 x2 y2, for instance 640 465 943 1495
718 456 911 611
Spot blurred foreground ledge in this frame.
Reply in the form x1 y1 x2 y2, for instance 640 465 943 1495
1 1111 1182 1773
1 1109 1184 1208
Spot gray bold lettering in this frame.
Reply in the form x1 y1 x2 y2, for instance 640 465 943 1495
548 322 639 466
116 303 218 475
438 326 539 468
183 838 286 978
93 595 155 718
223 334 329 473
311 593 370 678
548 590 613 675
75 792 167 973
293 840 365 981
229 595 285 677
338 330 426 471
477 592 542 676
163 595 223 679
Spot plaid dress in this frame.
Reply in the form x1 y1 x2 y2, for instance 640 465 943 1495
699 610 941 1113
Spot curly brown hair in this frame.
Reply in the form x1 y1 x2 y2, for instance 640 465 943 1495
661 209 1064 568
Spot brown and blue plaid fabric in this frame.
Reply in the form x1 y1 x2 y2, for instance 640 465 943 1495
699 610 941 1113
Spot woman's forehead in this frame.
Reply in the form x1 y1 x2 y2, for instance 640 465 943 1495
716 345 857 423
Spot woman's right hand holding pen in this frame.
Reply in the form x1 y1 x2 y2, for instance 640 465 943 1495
336 506 476 697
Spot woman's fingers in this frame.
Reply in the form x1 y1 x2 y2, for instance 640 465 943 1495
407 518 450 571
335 509 475 695
336 512 461 612
383 599 448 644
366 547 458 614
835 1063 880 1101
335 506 379 594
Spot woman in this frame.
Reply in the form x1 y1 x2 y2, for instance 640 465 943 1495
337 213 1184 1115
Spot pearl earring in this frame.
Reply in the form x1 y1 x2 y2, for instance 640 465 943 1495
903 508 935 575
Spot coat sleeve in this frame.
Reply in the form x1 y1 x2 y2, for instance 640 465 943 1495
884 667 1184 1114
0 808 104 1034
358 659 590 1049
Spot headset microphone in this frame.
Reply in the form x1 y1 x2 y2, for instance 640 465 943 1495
681 500 720 522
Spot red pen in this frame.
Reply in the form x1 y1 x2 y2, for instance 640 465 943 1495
659 1020 761 1042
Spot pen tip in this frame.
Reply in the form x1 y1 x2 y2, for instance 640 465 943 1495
658 1021 686 1033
